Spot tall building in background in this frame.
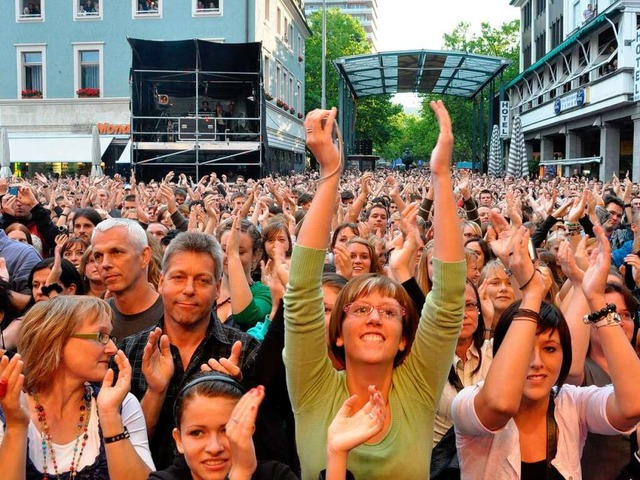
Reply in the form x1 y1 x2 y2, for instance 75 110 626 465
506 0 640 180
0 0 310 177
305 0 378 50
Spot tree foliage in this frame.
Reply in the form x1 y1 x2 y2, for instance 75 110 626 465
416 20 521 164
304 9 405 156
305 9 371 110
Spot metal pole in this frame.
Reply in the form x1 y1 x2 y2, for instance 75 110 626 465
321 0 327 109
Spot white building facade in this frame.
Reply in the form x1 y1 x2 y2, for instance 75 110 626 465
507 0 640 179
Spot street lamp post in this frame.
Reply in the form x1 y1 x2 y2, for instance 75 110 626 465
321 0 326 109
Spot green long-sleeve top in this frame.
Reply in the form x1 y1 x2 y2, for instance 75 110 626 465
284 245 465 480
232 281 272 327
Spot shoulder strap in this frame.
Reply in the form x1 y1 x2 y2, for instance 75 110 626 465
546 392 558 479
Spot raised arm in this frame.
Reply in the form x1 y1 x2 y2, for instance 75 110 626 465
472 227 546 431
296 108 341 249
582 225 640 431
429 101 463 264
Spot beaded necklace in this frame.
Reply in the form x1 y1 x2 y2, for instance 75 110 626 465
32 384 92 480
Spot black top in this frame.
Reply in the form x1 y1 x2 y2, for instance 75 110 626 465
521 460 546 480
148 456 298 480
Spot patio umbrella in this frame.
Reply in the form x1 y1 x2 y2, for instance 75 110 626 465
507 115 527 178
488 125 503 177
90 125 103 177
0 128 11 179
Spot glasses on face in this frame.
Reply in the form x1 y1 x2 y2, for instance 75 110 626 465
618 311 636 323
464 302 479 311
344 302 405 321
70 332 117 345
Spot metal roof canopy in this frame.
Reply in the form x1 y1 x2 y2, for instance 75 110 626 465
335 50 511 100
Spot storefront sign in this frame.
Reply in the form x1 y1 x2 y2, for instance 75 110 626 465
499 101 510 137
553 88 587 115
634 28 640 102
97 123 130 134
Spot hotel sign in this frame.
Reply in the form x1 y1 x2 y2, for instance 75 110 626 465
554 88 588 115
634 28 640 102
499 101 510 137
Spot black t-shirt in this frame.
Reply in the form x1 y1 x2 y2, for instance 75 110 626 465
108 295 164 342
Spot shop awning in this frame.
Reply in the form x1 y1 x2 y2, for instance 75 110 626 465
539 156 601 166
8 134 115 163
116 140 132 164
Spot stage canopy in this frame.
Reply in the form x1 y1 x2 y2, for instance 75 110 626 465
335 50 511 99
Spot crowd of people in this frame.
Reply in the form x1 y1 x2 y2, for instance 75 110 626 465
0 101 640 479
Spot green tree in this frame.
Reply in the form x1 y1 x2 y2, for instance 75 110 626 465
305 9 371 110
305 9 405 157
419 20 520 165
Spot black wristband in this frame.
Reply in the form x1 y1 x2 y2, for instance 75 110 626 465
585 303 616 323
103 427 130 444
41 283 64 296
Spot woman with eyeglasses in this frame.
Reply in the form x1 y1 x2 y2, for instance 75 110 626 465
432 280 492 450
0 295 154 479
558 235 640 479
284 102 465 479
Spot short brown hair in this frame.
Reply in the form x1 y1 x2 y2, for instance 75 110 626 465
328 274 418 367
18 296 113 393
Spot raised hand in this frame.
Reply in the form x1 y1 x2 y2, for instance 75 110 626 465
581 224 611 303
142 327 174 394
226 386 265 480
556 239 585 284
201 340 243 381
333 243 353 280
327 386 385 455
305 108 340 174
97 350 132 416
0 354 29 428
429 100 453 176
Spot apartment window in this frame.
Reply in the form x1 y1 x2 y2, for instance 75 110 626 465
75 0 102 20
535 32 546 61
535 0 545 17
264 56 270 94
523 45 532 69
550 17 563 49
74 44 103 97
265 0 270 21
298 34 302 59
283 71 288 102
297 81 301 112
16 0 44 21
133 0 161 18
276 65 281 100
17 45 46 98
277 7 281 35
192 0 221 16
289 24 294 48
523 1 531 29
289 77 293 109
284 17 289 44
